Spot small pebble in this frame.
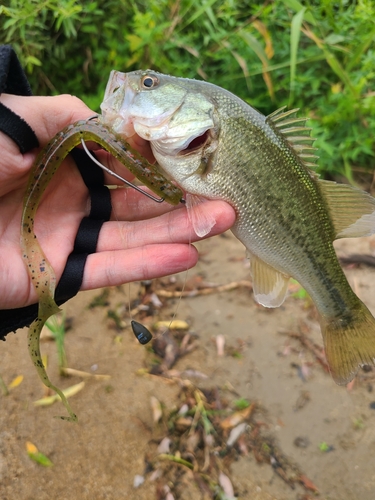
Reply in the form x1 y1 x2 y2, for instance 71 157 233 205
133 475 145 488
293 436 310 448
369 401 375 409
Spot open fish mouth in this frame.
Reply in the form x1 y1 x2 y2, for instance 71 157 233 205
178 130 210 155
101 70 215 158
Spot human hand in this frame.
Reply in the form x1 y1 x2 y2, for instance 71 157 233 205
0 93 236 309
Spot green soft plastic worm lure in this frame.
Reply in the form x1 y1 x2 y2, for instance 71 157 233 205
21 117 182 421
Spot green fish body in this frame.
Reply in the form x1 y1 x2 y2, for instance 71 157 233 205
101 70 375 385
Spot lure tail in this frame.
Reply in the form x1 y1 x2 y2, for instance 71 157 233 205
28 306 77 422
321 303 375 385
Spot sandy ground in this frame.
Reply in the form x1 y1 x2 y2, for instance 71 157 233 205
2 231 375 500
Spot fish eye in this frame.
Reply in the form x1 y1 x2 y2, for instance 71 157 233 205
141 74 159 89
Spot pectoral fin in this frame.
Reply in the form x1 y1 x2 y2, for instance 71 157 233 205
248 252 290 308
185 193 217 237
319 179 375 239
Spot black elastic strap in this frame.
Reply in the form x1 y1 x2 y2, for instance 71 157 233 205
0 149 112 340
0 102 39 153
54 148 112 304
0 305 41 339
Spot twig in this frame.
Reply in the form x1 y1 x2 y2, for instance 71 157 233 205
61 367 111 380
158 453 194 469
0 374 9 396
156 280 253 298
282 330 330 374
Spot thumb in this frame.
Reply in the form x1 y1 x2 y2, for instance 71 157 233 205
0 94 94 147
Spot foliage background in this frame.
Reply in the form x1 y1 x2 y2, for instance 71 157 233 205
1 0 374 181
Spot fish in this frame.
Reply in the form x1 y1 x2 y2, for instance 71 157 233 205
100 69 375 385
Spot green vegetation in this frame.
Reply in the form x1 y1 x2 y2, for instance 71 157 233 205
1 0 374 180
45 312 68 376
233 397 251 410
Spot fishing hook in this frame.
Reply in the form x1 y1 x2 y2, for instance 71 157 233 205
80 138 165 203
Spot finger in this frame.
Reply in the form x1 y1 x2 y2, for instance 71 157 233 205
110 187 182 221
96 200 236 251
81 243 198 290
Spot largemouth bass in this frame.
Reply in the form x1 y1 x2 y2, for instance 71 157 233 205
101 69 375 385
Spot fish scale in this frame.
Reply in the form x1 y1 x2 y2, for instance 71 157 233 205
101 69 375 385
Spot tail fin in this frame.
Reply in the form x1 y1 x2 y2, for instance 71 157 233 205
321 304 375 385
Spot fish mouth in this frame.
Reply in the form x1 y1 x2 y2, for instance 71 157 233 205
100 71 134 136
126 128 209 165
101 70 184 143
101 70 213 159
178 130 210 155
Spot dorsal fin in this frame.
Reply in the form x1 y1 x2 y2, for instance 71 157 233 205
266 107 319 169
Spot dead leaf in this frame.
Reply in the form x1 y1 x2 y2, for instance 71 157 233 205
219 472 235 499
150 396 163 423
216 335 225 356
8 375 23 389
227 422 248 447
34 381 85 406
299 474 319 493
157 437 171 454
220 404 255 430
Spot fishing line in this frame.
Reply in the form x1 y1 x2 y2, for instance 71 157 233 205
169 231 191 329
81 138 192 344
81 138 156 344
153 206 193 341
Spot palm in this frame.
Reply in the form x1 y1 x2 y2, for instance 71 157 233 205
0 94 235 309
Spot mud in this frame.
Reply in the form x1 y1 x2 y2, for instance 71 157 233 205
1 232 375 500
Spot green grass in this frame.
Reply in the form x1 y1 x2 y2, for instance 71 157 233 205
45 312 68 376
1 0 374 180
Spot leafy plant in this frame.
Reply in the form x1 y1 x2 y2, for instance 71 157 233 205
233 397 251 410
1 0 374 180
